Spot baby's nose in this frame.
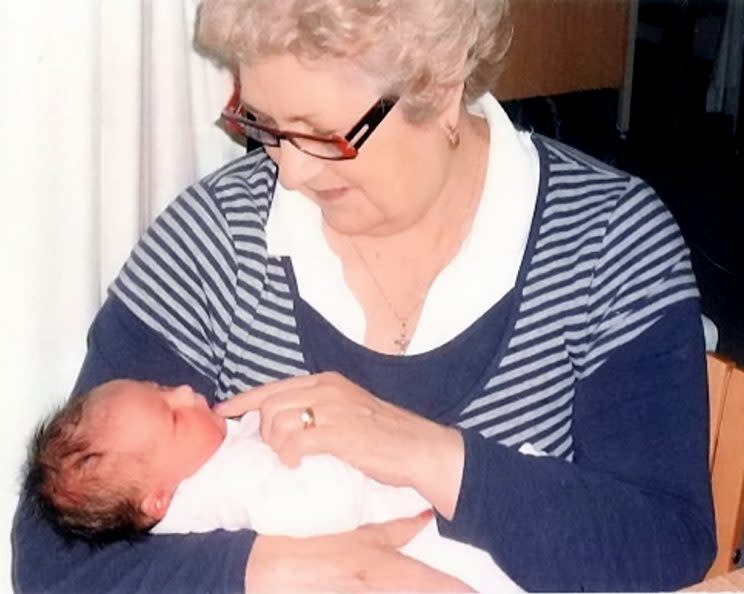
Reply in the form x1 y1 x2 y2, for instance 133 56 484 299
166 384 196 405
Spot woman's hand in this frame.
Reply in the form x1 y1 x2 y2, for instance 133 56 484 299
216 372 464 518
244 512 473 593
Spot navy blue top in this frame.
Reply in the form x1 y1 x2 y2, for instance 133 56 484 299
296 289 514 420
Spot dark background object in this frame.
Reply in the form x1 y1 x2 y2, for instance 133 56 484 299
503 0 744 366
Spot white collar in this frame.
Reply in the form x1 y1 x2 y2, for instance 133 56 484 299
265 93 539 354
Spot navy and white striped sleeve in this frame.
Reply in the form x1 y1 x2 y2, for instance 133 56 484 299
439 181 715 591
12 157 274 594
110 181 240 381
577 177 700 378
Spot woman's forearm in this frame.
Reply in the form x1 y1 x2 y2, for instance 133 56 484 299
438 300 715 591
13 492 254 594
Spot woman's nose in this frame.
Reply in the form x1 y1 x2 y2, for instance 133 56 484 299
273 142 324 190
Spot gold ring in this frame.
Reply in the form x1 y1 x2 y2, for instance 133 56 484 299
300 407 316 429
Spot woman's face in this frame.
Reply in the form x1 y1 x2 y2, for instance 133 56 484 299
238 54 454 237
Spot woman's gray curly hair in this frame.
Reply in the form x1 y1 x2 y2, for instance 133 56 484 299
197 0 512 122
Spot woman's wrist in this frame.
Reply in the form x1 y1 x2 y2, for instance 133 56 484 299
410 420 465 520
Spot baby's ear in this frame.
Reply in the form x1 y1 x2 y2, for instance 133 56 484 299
140 488 173 521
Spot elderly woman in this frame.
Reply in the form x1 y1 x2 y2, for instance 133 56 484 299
13 0 715 592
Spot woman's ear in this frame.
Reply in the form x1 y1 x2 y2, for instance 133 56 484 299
442 83 466 121
140 488 173 521
437 83 466 148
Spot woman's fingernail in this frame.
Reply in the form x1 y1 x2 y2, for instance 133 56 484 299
417 508 434 520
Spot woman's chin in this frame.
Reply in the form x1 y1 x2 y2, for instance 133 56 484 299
321 210 408 238
322 212 376 236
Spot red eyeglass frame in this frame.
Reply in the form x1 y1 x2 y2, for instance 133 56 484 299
219 79 398 160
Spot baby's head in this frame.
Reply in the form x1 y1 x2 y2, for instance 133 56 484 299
26 379 227 542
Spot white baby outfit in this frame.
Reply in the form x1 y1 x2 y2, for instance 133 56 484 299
152 414 522 593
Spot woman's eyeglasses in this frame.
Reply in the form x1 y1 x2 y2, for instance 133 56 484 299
220 81 398 161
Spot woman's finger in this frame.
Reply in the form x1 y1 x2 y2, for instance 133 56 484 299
245 515 473 593
266 406 317 455
259 387 336 443
355 513 475 592
273 422 349 467
361 509 434 548
377 552 474 593
214 374 320 417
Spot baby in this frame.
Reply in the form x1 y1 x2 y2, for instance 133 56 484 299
26 379 521 593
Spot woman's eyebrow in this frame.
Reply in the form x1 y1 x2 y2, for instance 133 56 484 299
239 100 324 125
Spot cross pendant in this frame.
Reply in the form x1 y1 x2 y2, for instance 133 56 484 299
393 322 410 355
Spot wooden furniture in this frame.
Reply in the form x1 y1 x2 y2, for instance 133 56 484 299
493 0 638 135
706 353 744 579
684 566 744 591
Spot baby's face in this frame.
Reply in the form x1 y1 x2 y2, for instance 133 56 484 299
91 380 227 496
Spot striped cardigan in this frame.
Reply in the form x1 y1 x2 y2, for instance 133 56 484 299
12 137 715 593
112 136 698 458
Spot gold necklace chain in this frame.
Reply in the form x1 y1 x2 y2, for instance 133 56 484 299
349 240 430 355
350 126 487 356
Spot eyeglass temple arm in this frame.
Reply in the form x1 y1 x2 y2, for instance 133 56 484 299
344 98 397 149
220 78 261 154
225 77 242 113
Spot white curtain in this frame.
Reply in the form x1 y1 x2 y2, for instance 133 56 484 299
0 2 241 590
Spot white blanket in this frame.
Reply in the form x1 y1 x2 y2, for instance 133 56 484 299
152 413 522 593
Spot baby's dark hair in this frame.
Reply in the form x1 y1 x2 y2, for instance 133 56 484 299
24 385 153 543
